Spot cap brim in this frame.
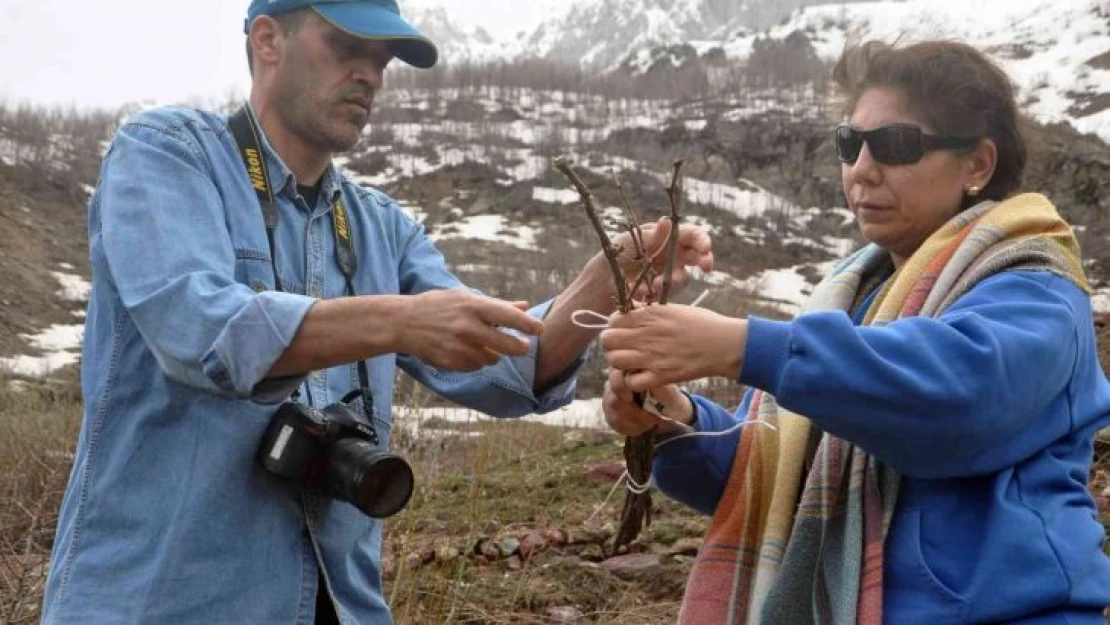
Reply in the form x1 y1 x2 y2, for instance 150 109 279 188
312 4 438 69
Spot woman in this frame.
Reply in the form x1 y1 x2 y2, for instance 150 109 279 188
600 40 1110 624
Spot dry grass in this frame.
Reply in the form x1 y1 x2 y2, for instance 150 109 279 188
1 310 1108 623
2 348 1109 624
0 370 708 624
0 371 81 624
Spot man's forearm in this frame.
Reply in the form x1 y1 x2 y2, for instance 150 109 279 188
535 257 615 389
268 295 407 377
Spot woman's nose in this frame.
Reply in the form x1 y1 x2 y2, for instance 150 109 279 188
848 142 883 185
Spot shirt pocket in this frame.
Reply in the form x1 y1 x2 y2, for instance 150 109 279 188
233 248 301 294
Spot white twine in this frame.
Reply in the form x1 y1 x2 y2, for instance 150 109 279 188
688 288 711 308
570 288 713 330
570 309 611 330
653 418 777 450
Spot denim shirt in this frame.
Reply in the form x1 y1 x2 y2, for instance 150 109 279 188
42 106 583 625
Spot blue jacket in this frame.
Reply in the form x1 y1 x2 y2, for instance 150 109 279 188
655 271 1110 624
42 106 583 625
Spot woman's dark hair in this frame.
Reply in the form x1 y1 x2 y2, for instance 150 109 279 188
833 40 1026 202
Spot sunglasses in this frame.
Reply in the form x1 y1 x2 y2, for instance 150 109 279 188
834 122 979 166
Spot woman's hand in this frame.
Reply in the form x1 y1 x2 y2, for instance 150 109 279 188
600 305 747 392
602 368 692 437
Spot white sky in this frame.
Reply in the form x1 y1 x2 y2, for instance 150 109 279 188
0 0 548 110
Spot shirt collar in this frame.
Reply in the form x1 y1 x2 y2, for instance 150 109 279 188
319 164 345 205
244 103 345 205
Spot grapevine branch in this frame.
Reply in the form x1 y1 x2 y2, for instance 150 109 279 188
659 160 685 306
554 157 686 552
553 158 631 313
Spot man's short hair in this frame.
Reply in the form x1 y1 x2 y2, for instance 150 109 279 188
245 9 310 76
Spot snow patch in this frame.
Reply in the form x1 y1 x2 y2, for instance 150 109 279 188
0 270 89 379
533 186 580 204
432 214 539 251
51 271 91 302
684 178 795 220
1092 288 1110 314
0 324 83 378
393 398 607 439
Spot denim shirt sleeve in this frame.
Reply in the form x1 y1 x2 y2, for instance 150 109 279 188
391 212 585 417
95 120 314 402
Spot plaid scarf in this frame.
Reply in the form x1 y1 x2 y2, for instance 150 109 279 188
677 193 1089 625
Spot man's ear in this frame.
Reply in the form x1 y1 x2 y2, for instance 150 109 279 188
248 15 286 72
966 137 998 192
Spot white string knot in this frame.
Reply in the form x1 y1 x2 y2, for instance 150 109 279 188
583 469 653 525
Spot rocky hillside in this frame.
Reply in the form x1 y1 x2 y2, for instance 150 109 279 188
2 75 1110 387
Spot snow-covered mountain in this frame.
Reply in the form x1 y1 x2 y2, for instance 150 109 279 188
404 0 841 68
711 0 1110 142
402 6 502 61
404 0 1110 141
518 0 835 68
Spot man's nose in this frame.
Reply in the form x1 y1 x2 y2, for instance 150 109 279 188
352 59 385 90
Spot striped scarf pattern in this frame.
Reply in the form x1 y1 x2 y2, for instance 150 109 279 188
677 193 1089 625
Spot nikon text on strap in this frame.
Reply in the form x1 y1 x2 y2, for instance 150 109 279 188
227 105 373 419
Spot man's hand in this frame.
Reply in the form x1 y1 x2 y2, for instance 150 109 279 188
602 368 692 437
396 289 543 371
608 217 713 300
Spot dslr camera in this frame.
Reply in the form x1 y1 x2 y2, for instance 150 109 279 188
257 398 414 518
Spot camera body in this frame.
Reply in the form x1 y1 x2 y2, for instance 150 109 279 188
257 401 414 518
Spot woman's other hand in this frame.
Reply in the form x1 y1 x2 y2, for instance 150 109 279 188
602 368 693 437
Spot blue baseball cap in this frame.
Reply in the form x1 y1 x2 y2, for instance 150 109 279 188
244 0 438 68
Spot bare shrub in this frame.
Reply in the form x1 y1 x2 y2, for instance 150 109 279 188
0 102 117 201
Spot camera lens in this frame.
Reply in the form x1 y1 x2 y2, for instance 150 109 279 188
326 438 414 518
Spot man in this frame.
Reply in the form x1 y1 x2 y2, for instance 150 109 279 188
41 1 714 623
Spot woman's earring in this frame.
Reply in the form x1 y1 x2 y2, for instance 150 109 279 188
966 184 981 197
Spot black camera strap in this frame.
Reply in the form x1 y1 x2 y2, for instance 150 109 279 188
228 106 281 282
228 105 374 420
